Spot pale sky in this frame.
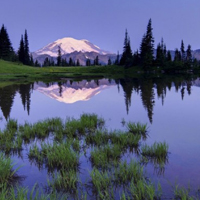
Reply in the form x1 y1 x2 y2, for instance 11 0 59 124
0 0 199 54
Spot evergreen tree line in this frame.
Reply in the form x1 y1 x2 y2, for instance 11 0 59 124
0 24 38 66
45 54 80 67
118 19 199 72
86 56 101 66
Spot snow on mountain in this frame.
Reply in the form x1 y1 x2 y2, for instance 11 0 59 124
35 37 111 57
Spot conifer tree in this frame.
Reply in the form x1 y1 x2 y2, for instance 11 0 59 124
0 24 14 61
24 30 30 65
108 57 112 65
166 51 172 61
156 38 167 67
69 57 73 66
86 59 91 66
18 35 25 63
57 46 62 66
120 29 132 66
186 44 192 66
174 48 181 62
140 19 154 69
180 40 185 61
30 54 34 66
76 59 80 66
95 56 99 65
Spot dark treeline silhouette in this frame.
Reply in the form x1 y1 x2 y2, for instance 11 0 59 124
0 24 39 67
0 83 33 120
119 19 200 72
116 74 197 123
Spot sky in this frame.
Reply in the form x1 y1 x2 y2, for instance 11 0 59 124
0 0 200 54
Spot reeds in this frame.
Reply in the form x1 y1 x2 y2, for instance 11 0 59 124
0 153 20 186
28 141 79 171
129 179 162 200
114 160 144 184
49 169 79 192
90 168 112 199
0 114 175 199
141 142 169 160
126 122 148 140
90 144 121 168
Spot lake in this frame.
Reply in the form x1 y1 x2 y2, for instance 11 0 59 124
0 75 200 199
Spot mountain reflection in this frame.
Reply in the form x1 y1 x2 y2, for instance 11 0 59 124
34 79 116 104
0 75 198 121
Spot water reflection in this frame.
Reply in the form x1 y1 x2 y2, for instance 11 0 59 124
116 75 196 123
0 75 199 123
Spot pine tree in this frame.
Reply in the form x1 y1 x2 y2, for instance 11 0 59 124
76 59 80 66
186 44 192 66
180 40 185 61
24 30 30 65
18 35 25 63
166 51 172 61
174 48 181 62
69 57 73 66
30 54 34 66
108 57 112 65
34 59 40 67
156 38 167 67
57 46 62 66
0 24 14 61
86 59 91 66
140 19 154 69
120 29 132 66
95 56 99 65
43 57 50 67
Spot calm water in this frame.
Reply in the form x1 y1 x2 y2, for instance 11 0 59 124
0 76 200 198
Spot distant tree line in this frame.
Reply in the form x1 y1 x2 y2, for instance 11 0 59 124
118 19 199 72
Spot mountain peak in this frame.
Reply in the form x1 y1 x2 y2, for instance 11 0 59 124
35 37 110 57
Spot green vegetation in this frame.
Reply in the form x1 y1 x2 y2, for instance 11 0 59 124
0 153 20 186
0 114 198 199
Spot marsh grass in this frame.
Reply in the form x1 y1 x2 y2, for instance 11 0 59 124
29 141 80 171
90 144 122 168
49 169 79 193
85 130 109 146
174 185 195 200
90 168 113 199
126 122 148 140
0 153 21 186
6 119 18 133
141 142 169 160
64 114 105 139
114 160 144 185
129 179 162 200
0 114 178 199
0 184 67 200
110 130 141 150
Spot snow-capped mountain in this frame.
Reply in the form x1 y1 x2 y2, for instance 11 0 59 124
35 37 111 57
